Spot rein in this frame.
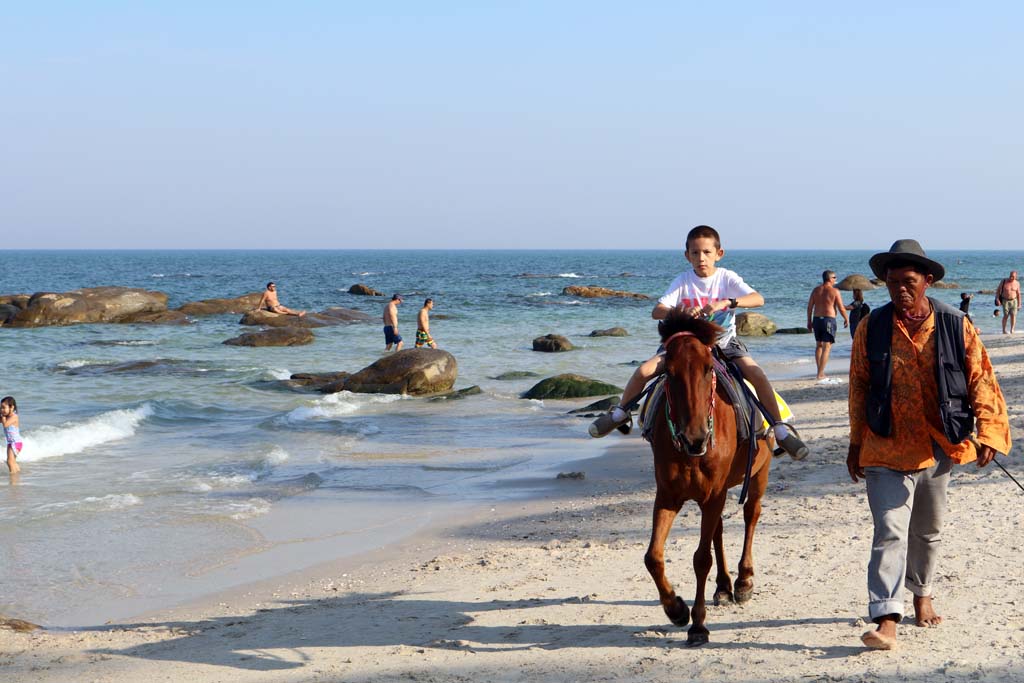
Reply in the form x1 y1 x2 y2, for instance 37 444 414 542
663 331 717 456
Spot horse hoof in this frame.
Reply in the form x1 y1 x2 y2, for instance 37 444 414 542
687 628 709 647
667 596 690 627
735 587 754 604
713 589 734 606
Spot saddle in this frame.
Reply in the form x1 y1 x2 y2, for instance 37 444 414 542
640 355 765 445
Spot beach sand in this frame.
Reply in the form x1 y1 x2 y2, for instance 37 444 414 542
3 334 1023 682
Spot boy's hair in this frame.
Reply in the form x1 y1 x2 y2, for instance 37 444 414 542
1 396 16 413
424 298 433 307
822 270 836 283
685 225 721 251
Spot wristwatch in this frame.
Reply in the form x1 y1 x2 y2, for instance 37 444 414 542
728 298 738 309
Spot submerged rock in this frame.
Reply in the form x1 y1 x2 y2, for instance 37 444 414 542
320 307 375 322
590 327 628 337
349 284 384 296
340 349 457 396
429 385 483 401
567 396 621 416
0 615 41 632
562 285 650 299
522 374 623 400
490 371 541 380
533 334 574 352
223 327 315 347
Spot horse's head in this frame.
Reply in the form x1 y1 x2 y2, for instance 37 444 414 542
659 310 723 456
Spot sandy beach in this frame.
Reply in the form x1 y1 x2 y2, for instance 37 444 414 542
3 333 1023 682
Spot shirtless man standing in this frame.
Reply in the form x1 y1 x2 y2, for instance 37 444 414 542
255 282 305 317
997 271 1021 334
806 270 849 380
416 298 437 348
383 294 403 351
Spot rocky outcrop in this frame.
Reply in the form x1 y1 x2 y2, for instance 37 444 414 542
240 308 374 328
339 349 457 396
177 293 262 316
0 287 171 328
590 327 628 337
562 285 650 300
533 334 574 352
522 374 623 400
223 327 315 347
119 310 190 325
349 284 384 296
836 274 877 291
736 312 777 336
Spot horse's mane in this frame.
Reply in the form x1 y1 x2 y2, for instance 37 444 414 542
658 309 722 347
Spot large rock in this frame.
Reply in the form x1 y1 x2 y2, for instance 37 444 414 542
320 307 375 322
736 312 777 336
562 285 650 300
241 307 374 328
1 287 170 328
340 349 457 396
177 293 262 316
835 274 877 291
522 374 623 400
590 327 629 337
533 334 574 352
223 327 315 347
349 284 384 296
119 310 190 325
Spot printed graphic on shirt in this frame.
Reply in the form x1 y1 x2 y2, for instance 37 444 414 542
658 268 755 346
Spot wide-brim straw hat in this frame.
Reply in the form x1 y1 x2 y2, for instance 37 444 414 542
868 239 945 282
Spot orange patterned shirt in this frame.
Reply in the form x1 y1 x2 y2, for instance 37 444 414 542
849 310 1010 470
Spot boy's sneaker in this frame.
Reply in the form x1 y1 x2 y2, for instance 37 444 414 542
589 408 631 438
776 431 809 461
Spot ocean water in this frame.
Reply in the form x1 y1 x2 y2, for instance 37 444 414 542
0 249 1017 627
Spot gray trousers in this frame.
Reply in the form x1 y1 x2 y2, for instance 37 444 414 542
864 443 952 622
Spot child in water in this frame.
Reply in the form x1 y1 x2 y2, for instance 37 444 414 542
2 396 22 474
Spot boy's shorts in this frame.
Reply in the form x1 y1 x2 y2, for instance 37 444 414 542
383 325 402 345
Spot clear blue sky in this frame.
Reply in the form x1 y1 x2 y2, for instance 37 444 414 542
4 3 1022 249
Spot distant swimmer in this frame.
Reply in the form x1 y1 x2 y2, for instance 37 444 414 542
806 270 849 380
2 396 22 475
416 298 438 349
255 282 305 317
383 294 404 351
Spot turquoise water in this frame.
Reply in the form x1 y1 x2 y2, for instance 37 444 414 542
0 249 1015 626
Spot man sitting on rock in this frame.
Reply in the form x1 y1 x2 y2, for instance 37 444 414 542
255 282 305 317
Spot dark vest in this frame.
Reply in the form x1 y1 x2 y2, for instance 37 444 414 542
865 297 973 443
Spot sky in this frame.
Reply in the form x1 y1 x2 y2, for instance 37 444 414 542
3 2 1022 249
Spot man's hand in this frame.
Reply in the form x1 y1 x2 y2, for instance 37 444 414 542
843 319 849 328
977 443 997 468
847 443 865 483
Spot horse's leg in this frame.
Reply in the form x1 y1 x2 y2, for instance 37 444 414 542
644 493 689 627
689 494 727 646
712 516 735 605
735 447 771 603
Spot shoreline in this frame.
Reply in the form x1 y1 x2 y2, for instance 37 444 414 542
3 333 1022 681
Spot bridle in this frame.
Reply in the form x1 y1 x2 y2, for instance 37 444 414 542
662 331 717 456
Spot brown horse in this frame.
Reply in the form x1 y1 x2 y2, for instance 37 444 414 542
643 311 773 646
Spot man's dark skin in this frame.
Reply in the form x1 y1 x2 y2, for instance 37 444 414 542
847 264 996 641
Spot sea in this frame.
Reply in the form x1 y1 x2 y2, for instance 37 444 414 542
0 249 1016 627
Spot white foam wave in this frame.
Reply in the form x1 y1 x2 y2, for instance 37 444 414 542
151 273 165 278
266 368 292 380
56 359 94 370
286 391 404 422
110 340 157 346
37 493 142 515
19 404 154 462
558 273 581 278
528 291 553 297
264 446 290 465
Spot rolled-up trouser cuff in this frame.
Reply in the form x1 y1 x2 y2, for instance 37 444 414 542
905 578 931 598
868 599 904 623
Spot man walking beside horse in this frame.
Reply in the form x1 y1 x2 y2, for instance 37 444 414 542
847 240 1011 650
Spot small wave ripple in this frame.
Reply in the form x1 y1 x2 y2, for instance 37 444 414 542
20 404 154 462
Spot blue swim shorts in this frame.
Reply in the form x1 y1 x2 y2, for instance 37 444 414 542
384 325 403 345
812 316 837 344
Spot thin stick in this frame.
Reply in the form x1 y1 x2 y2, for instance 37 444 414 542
993 457 1024 493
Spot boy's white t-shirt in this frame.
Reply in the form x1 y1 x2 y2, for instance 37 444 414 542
658 267 755 347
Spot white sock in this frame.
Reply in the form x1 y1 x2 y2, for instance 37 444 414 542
611 406 628 421
773 423 790 441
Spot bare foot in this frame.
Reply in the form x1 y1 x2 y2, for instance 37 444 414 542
913 595 942 627
861 617 898 649
299 311 306 317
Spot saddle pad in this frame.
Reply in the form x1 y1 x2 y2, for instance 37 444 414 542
640 367 758 444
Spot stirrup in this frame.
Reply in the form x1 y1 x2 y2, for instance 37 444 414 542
772 422 808 461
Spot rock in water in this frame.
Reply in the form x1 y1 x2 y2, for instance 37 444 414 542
835 274 877 291
522 374 623 399
590 327 628 337
1 286 170 327
736 312 777 336
342 349 457 395
349 284 384 296
532 334 574 352
562 285 650 299
223 327 315 347
177 293 262 316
